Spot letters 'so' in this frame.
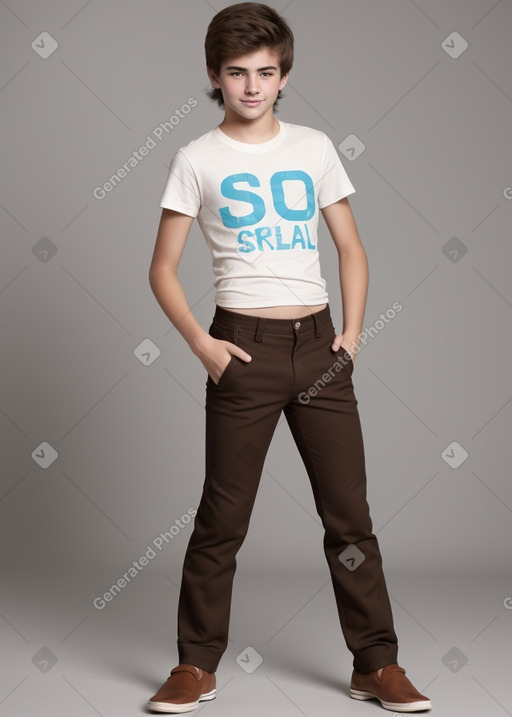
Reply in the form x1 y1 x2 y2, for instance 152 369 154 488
219 171 315 228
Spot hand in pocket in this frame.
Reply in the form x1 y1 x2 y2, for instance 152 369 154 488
199 335 252 385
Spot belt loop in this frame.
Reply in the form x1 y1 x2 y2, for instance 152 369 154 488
254 317 266 342
312 311 321 338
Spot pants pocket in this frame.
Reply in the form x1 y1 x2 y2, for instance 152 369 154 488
329 325 354 375
207 322 240 387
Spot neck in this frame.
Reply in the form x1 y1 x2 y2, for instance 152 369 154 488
218 109 279 144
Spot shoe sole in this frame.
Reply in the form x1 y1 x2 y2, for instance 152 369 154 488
350 688 431 712
147 688 216 713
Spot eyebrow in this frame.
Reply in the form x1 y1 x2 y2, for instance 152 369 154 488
225 65 278 71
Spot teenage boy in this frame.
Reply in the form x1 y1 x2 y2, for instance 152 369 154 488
147 2 431 713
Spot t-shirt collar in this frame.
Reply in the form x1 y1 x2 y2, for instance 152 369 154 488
213 119 287 152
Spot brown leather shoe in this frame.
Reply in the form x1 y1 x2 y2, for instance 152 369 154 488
148 664 216 713
350 663 431 712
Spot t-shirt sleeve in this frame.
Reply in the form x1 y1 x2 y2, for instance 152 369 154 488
158 149 201 217
316 133 356 208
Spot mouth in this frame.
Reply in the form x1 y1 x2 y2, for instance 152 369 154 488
241 99 263 107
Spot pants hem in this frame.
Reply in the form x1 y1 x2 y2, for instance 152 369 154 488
353 645 399 674
177 644 223 674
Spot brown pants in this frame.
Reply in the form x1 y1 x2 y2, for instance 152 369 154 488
177 304 399 674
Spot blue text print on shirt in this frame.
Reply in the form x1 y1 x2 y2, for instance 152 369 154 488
219 171 316 253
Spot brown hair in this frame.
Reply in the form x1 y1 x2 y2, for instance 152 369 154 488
204 2 294 110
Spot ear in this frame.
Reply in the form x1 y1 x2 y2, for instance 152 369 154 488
278 72 289 91
207 66 221 89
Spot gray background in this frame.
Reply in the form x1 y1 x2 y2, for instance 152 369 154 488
1 0 511 715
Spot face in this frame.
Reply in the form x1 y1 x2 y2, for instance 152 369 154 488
208 47 289 121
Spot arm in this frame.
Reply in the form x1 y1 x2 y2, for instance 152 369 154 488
320 197 368 360
148 209 251 382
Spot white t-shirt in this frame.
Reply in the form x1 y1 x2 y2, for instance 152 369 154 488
158 120 355 308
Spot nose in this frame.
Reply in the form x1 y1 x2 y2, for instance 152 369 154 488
245 73 260 95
